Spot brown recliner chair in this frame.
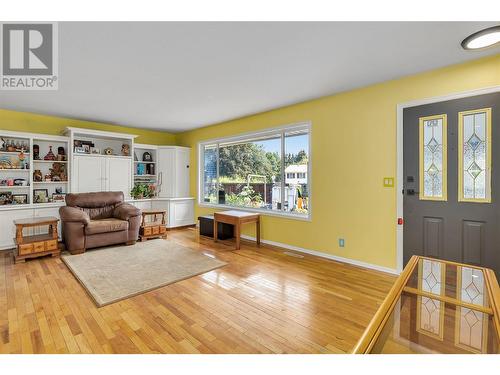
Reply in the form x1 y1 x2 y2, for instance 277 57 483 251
59 191 141 254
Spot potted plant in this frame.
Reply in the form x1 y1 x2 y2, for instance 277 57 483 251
130 183 152 199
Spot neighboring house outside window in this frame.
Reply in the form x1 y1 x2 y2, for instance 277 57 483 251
285 165 307 184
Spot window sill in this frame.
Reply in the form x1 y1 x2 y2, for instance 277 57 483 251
197 202 312 222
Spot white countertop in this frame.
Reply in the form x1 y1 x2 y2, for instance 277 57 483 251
126 197 195 203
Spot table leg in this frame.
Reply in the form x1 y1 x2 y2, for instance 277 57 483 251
235 222 241 250
256 218 260 247
213 218 218 243
15 226 23 244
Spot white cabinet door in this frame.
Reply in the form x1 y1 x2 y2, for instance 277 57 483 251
169 200 195 228
176 148 191 197
151 199 168 211
0 208 34 250
130 201 152 211
157 148 175 198
106 157 132 198
74 155 105 193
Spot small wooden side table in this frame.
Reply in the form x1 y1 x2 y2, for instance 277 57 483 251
214 210 260 250
14 216 61 263
139 210 167 241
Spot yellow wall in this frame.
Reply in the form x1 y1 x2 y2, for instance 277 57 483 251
177 54 500 271
0 109 176 145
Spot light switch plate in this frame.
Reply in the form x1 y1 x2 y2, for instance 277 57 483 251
383 177 394 187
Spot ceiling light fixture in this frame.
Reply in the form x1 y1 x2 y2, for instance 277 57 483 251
461 25 500 50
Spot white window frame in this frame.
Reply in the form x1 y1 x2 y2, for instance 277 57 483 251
198 121 312 221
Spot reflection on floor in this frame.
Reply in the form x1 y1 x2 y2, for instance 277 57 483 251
0 228 395 353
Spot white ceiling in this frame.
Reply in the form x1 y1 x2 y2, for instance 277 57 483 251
1 22 499 133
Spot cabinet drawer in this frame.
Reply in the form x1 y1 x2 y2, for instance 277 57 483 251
33 242 45 253
18 243 33 255
143 227 152 236
152 226 160 235
46 239 58 251
159 226 166 234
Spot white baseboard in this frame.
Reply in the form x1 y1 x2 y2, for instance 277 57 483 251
240 234 400 275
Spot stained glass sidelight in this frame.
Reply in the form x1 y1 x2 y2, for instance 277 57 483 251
459 109 491 202
420 115 447 200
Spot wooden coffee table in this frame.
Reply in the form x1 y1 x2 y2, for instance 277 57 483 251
213 210 260 250
14 216 60 263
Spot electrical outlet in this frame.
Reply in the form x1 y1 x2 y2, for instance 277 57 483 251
338 238 345 248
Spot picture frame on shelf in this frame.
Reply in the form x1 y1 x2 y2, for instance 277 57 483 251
0 191 13 205
90 147 100 155
52 193 66 202
12 194 28 205
74 146 88 154
33 189 49 203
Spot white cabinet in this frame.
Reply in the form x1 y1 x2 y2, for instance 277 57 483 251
157 147 191 198
33 207 63 240
73 155 105 192
152 198 195 228
73 155 131 198
106 157 132 198
130 200 152 211
0 206 64 250
0 208 34 250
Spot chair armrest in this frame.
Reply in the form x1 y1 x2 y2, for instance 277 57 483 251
113 203 141 221
59 206 90 225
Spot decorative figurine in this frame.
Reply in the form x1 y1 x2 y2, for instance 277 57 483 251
44 146 56 160
57 146 66 161
121 144 130 156
18 150 26 169
50 163 67 181
33 169 43 182
143 151 152 162
33 144 40 160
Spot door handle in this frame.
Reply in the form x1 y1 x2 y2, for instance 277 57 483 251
406 189 419 195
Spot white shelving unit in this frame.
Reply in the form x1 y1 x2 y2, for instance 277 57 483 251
133 144 158 196
64 127 136 199
0 132 31 206
32 134 70 205
0 130 70 209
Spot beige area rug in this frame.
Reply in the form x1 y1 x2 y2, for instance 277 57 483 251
62 239 227 307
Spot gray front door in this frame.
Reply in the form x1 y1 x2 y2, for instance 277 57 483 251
403 92 500 276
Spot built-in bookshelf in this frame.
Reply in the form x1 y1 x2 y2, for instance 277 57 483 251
0 131 70 208
0 133 31 206
133 144 158 198
32 135 70 205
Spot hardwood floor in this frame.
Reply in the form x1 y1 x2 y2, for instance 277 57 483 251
0 228 395 354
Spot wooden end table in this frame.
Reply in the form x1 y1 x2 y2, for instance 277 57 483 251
139 210 167 241
213 210 260 250
14 216 61 263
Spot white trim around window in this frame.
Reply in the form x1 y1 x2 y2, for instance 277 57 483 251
198 121 312 221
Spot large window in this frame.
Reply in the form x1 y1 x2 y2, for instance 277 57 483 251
199 123 311 218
